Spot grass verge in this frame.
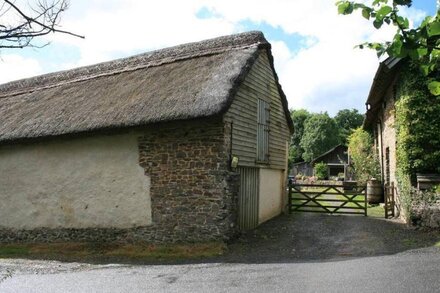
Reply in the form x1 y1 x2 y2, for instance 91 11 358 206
0 242 226 262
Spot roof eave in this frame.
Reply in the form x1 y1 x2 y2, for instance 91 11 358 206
363 57 403 130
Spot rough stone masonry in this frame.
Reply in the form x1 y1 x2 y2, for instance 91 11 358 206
0 118 240 244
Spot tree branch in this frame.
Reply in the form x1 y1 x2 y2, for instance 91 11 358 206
0 0 84 49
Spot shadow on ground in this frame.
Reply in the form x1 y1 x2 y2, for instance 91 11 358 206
222 213 440 264
2 213 439 266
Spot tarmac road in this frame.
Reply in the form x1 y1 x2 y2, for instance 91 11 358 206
1 246 440 293
1 213 440 292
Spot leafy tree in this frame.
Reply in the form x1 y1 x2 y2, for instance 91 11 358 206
0 0 83 49
348 128 380 183
288 109 311 164
314 162 329 180
336 0 440 95
300 112 340 162
334 109 364 144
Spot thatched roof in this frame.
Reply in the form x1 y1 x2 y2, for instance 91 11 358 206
363 57 402 130
0 31 293 143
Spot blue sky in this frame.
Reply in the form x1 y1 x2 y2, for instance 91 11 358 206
0 0 436 116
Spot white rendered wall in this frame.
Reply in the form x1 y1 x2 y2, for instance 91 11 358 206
258 168 283 224
0 132 151 229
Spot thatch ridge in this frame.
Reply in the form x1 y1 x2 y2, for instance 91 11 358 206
0 31 269 98
0 31 294 143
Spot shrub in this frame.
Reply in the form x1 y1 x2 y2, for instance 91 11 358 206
314 162 328 180
348 128 380 184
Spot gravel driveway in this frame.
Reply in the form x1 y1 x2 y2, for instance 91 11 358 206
0 213 439 271
1 214 439 293
223 213 440 263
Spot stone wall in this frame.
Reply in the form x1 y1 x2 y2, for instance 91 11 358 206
411 205 440 229
377 82 400 216
137 118 239 243
379 85 397 186
0 118 240 244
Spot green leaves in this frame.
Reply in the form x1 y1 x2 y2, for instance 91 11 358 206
337 1 354 15
393 0 412 5
348 128 380 183
373 18 384 29
362 8 371 20
336 0 440 96
427 21 440 37
376 5 392 17
428 81 440 96
387 34 403 56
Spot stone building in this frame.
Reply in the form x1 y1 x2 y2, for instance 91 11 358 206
364 57 440 221
0 31 293 243
364 58 404 216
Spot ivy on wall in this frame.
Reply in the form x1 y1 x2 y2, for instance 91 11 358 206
395 62 440 216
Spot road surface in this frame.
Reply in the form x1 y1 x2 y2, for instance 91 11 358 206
1 246 439 293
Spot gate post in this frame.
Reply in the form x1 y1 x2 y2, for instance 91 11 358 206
364 185 368 216
288 182 292 214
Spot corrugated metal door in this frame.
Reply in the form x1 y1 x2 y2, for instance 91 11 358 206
237 167 259 230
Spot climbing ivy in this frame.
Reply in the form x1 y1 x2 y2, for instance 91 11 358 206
395 62 440 215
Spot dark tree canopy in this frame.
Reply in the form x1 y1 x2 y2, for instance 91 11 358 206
334 108 364 144
289 109 311 164
300 112 341 162
0 0 83 49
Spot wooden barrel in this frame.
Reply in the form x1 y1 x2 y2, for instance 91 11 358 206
367 179 383 204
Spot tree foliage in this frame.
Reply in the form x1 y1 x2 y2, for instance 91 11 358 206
300 112 340 162
0 0 83 49
334 108 364 144
336 0 440 95
289 109 311 164
314 162 329 180
347 128 380 183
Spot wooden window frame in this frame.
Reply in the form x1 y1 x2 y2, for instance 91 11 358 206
256 99 270 164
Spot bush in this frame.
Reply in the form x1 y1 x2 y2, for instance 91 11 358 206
348 128 380 184
314 162 328 180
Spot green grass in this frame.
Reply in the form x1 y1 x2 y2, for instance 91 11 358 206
367 204 385 218
435 241 440 247
0 242 226 261
0 246 29 256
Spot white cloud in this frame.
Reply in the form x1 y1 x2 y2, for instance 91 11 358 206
0 0 430 115
47 0 236 67
0 55 42 84
200 0 401 114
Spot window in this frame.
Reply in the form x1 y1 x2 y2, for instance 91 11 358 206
257 99 270 163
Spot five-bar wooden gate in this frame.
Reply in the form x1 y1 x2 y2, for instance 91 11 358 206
289 183 367 216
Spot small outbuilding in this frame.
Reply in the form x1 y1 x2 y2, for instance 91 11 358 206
291 145 349 180
311 144 349 179
0 31 293 243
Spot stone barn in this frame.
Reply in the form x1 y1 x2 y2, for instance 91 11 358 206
0 31 293 243
364 57 440 223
